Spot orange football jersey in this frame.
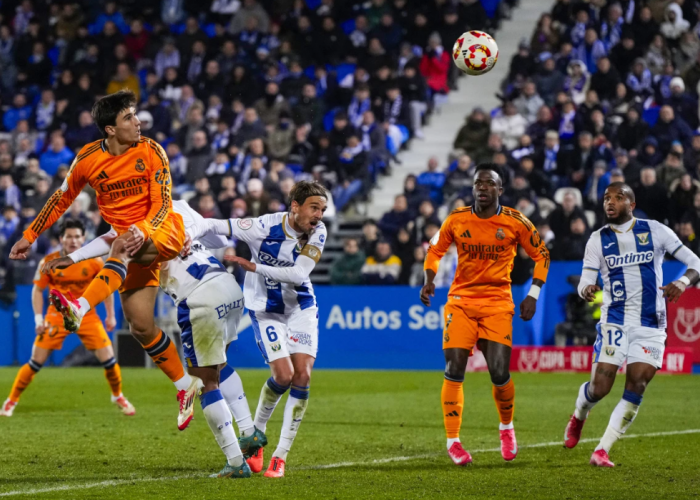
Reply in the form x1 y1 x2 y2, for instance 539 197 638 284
24 137 173 243
425 205 550 303
34 252 103 315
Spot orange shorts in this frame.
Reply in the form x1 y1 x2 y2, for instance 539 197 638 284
442 296 514 351
35 309 111 351
119 211 186 292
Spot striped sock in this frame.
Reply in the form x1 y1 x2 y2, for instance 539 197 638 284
253 377 290 433
102 357 122 397
9 361 42 403
82 258 127 310
142 331 186 383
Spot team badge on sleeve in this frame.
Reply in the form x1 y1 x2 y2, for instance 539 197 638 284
237 219 253 230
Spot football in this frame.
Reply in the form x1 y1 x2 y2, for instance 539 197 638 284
452 30 499 76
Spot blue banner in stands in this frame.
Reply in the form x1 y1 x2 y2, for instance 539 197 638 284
0 261 687 369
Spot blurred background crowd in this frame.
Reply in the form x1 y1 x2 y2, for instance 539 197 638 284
0 0 697 293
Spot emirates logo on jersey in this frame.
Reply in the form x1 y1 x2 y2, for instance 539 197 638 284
135 158 145 172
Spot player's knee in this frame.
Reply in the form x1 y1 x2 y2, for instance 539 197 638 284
589 381 612 401
199 379 220 394
625 379 648 396
291 369 311 388
490 370 510 387
129 324 157 345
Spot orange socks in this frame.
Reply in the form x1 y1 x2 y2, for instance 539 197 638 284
142 331 185 383
9 360 42 403
493 378 515 425
82 258 127 310
102 357 122 397
442 377 464 438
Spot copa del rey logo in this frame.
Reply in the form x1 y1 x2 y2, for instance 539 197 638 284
516 349 588 372
673 308 700 343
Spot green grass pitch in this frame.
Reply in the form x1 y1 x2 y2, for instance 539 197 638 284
1 367 699 499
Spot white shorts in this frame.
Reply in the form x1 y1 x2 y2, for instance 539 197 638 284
249 307 319 363
177 274 244 367
593 323 666 369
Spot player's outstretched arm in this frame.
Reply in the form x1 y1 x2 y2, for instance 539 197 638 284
11 157 87 260
577 234 603 302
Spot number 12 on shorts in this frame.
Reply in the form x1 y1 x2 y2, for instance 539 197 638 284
606 328 623 346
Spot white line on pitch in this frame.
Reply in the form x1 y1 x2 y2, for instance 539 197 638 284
1 429 698 497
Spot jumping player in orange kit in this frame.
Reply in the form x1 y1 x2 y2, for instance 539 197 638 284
8 90 200 430
421 163 550 466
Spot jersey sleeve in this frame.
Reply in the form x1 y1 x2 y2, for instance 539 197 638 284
424 216 454 274
134 141 172 241
228 216 268 244
24 153 88 244
173 200 228 249
515 215 550 283
653 221 700 274
33 258 50 288
578 233 602 298
300 222 327 264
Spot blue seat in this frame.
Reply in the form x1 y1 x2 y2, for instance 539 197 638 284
643 107 660 127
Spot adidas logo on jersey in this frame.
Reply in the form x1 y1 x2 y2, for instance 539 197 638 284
605 251 654 269
460 230 471 238
96 170 109 180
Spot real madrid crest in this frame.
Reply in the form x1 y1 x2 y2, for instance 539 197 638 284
496 228 505 240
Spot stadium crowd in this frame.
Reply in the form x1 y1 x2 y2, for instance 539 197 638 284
0 0 511 293
334 0 700 286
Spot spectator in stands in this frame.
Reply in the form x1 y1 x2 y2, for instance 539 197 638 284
670 174 700 227
679 219 700 255
616 107 649 152
243 178 271 217
665 77 698 130
66 111 101 151
528 108 556 149
361 219 380 257
293 83 325 132
551 216 590 261
519 155 552 199
491 100 528 150
652 105 693 156
614 148 642 188
379 194 413 242
656 147 687 192
154 39 180 79
584 160 612 208
403 174 428 214
453 107 490 161
590 57 620 103
333 133 367 211
107 62 140 101
636 167 669 222
563 60 590 105
330 238 366 285
4 94 31 132
534 56 565 106
236 107 267 146
0 175 21 212
444 154 475 199
514 81 545 124
27 174 50 212
660 3 690 44
412 200 441 245
40 133 73 177
185 131 214 184
575 28 607 74
549 190 586 238
0 206 19 249
417 156 446 206
361 239 401 285
419 32 450 99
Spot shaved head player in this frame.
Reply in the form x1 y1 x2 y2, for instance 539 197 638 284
421 163 550 466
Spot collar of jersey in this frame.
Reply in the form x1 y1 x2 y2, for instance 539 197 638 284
471 204 502 216
609 217 636 233
282 214 302 239
100 139 139 155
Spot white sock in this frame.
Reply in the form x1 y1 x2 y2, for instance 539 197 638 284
499 422 514 431
201 389 244 467
110 393 123 403
447 437 460 449
219 365 255 437
574 382 600 420
77 297 90 316
595 390 642 453
254 377 289 433
273 387 310 460
173 373 193 392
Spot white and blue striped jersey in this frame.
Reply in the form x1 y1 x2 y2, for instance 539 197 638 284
580 218 700 328
229 212 326 314
159 201 231 305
